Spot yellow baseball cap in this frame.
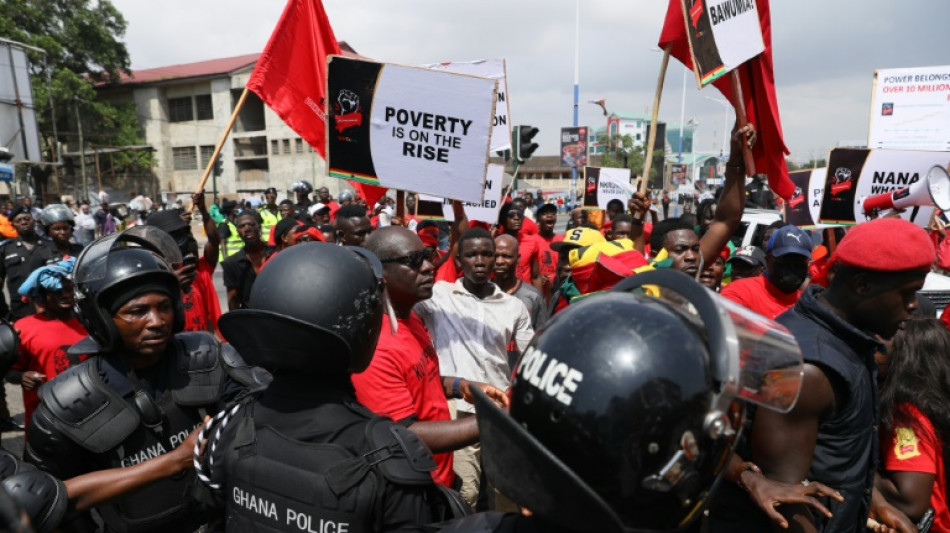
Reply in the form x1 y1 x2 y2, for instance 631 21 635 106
550 227 605 252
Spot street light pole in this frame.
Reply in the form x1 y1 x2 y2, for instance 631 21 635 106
703 95 730 158
570 0 580 210
677 67 686 164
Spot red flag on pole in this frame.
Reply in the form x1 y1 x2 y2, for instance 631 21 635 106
248 0 339 158
658 0 794 200
248 0 387 202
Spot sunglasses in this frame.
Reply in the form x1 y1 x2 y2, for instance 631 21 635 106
506 210 525 218
380 248 437 269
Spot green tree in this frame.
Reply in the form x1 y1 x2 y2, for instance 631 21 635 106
0 0 150 197
600 134 663 188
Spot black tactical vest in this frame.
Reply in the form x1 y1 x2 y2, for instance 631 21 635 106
219 401 441 533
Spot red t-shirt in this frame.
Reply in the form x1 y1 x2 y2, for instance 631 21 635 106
351 313 455 487
515 233 542 285
882 403 949 533
13 314 89 427
720 274 800 319
183 257 221 334
536 233 559 288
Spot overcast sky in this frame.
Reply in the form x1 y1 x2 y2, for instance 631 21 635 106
110 0 949 163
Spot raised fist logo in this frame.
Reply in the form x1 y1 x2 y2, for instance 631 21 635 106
337 89 360 115
833 167 852 184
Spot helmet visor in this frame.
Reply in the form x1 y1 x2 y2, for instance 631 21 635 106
715 296 804 413
633 277 803 414
74 229 179 286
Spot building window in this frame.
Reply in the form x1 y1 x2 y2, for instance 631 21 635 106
271 140 279 155
168 97 193 122
307 143 314 153
200 145 215 167
172 146 198 170
195 95 214 120
282 139 291 154
296 138 304 154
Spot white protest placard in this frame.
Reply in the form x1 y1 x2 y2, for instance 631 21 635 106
327 56 497 203
868 65 950 151
422 60 511 152
419 164 505 223
682 0 765 86
582 166 634 210
818 148 950 227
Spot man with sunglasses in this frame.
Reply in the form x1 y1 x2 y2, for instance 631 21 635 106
356 227 509 492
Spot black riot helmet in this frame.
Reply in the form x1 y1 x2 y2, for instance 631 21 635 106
291 180 314 194
72 230 184 353
218 242 385 375
473 269 804 532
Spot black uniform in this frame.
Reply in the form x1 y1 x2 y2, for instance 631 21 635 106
25 332 257 532
203 375 455 532
44 238 84 260
0 237 54 319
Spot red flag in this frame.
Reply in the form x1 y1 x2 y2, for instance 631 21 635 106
247 0 340 159
349 181 387 208
658 0 794 199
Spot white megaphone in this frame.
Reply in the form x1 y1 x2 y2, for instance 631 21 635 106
862 165 950 215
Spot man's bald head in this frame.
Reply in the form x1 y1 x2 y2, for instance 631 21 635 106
364 226 420 261
365 226 435 312
493 233 520 283
494 233 518 253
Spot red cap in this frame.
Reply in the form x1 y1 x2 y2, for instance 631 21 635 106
836 218 935 271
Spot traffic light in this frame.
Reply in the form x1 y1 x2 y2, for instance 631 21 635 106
213 156 223 177
513 125 539 164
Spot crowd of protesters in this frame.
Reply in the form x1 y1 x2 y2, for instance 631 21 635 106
0 124 942 533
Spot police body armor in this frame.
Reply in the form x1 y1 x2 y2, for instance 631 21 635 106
27 332 253 532
219 220 245 262
219 401 454 533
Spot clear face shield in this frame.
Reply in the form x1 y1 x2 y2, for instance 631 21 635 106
74 228 182 289
614 269 804 427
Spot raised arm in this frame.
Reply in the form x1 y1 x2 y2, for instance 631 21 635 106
194 190 220 268
699 121 754 267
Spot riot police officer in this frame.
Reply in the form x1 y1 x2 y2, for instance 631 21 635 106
291 180 314 220
437 269 807 532
197 242 466 532
39 203 84 259
24 229 262 532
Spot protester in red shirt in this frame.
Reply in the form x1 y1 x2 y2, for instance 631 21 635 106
721 225 811 319
146 191 221 334
12 260 88 427
498 202 542 291
879 318 950 532
355 225 508 488
534 203 560 298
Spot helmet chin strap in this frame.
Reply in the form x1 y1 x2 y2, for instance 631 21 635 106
383 289 398 335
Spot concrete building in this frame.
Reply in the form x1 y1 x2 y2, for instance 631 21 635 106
95 44 360 203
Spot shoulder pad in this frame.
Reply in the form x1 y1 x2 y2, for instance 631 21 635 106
0 450 33 480
365 417 436 486
220 343 272 392
3 470 68 533
171 332 226 406
38 361 139 454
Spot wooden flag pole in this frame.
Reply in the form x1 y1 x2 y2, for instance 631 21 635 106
729 70 756 176
634 46 671 221
194 87 250 198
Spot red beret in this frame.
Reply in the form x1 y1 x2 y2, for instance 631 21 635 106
836 218 934 271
